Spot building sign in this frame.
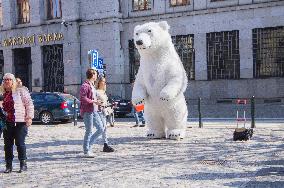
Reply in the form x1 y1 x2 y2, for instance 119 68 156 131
97 58 105 75
1 33 64 47
88 50 105 76
88 50 99 69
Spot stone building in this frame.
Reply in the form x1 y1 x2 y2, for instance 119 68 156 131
0 0 283 101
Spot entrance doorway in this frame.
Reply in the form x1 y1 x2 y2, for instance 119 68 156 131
42 44 64 92
13 48 32 90
0 50 4 80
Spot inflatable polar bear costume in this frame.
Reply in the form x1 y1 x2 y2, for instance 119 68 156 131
132 21 188 140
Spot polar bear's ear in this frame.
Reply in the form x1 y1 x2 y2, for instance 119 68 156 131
158 21 170 31
134 24 141 31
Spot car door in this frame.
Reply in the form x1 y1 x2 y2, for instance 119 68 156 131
31 94 45 120
43 94 62 119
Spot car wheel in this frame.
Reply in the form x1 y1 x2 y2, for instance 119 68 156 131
40 111 53 125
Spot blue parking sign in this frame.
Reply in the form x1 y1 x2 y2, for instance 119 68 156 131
88 50 98 69
98 58 104 69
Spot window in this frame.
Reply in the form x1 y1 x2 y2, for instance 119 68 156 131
31 94 45 102
0 0 3 26
17 0 30 24
133 0 151 11
207 30 240 80
129 35 195 81
172 35 195 80
45 94 60 102
253 27 284 78
129 40 140 82
170 0 190 7
46 0 62 20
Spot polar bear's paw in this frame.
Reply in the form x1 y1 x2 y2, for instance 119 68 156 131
132 98 145 106
160 97 169 101
146 130 165 139
160 90 176 101
167 129 185 140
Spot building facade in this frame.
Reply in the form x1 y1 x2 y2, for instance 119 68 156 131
0 0 283 101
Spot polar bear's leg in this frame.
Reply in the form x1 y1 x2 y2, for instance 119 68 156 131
164 96 188 140
144 108 166 139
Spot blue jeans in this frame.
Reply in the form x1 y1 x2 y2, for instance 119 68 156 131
132 108 145 125
83 111 108 153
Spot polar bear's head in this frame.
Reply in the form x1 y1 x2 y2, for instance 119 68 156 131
134 21 171 52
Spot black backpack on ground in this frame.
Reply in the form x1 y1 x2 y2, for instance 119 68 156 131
233 127 253 141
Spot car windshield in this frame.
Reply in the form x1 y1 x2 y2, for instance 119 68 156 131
60 94 78 101
110 95 122 100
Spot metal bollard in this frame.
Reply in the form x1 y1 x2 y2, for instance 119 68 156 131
198 97 203 128
251 96 255 128
73 99 78 126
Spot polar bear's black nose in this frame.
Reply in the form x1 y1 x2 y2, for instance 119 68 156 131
136 40 143 45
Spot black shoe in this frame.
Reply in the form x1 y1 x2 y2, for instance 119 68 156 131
4 162 12 173
103 143 114 152
132 124 139 128
139 124 145 127
18 160 27 173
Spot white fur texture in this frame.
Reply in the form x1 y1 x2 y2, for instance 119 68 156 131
132 21 188 140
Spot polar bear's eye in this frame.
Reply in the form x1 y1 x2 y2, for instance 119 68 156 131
148 30 151 33
136 33 138 36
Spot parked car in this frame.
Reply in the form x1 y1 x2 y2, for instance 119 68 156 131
109 95 132 117
31 92 80 124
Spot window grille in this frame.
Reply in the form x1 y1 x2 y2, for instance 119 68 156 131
0 0 3 26
170 0 190 7
172 35 195 80
207 30 240 80
129 35 195 82
17 0 30 24
133 0 151 11
253 26 284 78
46 0 62 20
129 40 140 82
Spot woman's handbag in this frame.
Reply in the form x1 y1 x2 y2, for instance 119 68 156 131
103 107 113 116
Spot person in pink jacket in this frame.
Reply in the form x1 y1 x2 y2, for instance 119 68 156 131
0 73 34 173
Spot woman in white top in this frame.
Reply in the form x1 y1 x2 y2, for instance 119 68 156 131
96 77 114 151
96 78 114 126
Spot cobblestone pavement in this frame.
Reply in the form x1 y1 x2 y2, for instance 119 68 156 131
0 120 283 188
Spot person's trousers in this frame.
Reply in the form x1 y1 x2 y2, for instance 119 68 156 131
83 112 108 153
132 108 145 125
3 122 28 162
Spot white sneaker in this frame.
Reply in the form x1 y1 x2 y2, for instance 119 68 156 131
84 151 95 158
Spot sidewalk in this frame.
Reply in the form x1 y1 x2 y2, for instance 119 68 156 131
0 120 283 187
188 102 284 119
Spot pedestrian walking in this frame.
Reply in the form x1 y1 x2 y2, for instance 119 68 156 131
132 105 145 127
80 69 114 157
16 78 23 87
0 96 4 139
96 77 114 127
0 73 34 173
130 79 145 127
